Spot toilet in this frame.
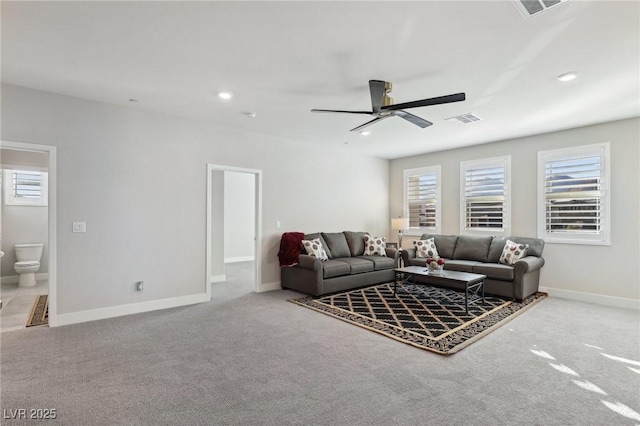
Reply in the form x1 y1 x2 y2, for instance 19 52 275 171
14 243 44 287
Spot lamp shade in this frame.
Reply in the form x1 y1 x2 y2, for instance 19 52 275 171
391 218 409 230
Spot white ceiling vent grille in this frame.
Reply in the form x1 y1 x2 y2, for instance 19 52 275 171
446 113 482 124
513 0 570 19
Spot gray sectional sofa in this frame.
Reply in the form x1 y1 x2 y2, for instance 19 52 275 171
402 234 545 301
280 231 399 296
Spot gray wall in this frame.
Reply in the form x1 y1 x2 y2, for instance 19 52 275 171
1 83 390 315
1 148 49 276
390 118 640 301
224 171 255 262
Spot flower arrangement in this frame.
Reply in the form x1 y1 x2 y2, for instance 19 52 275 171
426 257 445 272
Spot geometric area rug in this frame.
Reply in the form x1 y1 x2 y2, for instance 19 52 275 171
290 283 546 355
26 294 49 327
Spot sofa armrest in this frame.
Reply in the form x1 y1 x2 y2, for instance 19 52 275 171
385 247 398 260
402 248 417 264
514 256 545 274
297 254 322 272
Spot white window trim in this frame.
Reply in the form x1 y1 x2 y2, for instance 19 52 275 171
2 169 49 206
537 142 610 246
460 156 511 236
403 165 441 236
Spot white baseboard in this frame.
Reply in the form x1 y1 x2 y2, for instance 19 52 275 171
259 280 281 293
224 256 255 263
0 272 49 284
54 292 210 327
210 274 226 283
540 286 640 310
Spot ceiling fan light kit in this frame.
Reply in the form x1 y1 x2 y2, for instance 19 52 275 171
311 80 465 132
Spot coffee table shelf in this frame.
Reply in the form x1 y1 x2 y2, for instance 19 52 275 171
394 266 486 312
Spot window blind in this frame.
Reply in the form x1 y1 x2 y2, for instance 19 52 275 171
406 172 437 229
463 165 505 230
12 171 43 200
543 154 601 234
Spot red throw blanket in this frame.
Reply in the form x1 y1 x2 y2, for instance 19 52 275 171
278 232 305 267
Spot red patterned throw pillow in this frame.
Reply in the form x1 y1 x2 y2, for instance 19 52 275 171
499 239 529 265
302 238 329 261
364 235 387 257
414 238 439 258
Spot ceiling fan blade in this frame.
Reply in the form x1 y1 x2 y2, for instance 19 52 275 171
311 109 372 115
369 80 387 114
393 110 433 128
350 116 390 132
382 92 466 111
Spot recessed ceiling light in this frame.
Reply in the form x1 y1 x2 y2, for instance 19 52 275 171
218 92 233 100
360 130 371 136
557 72 578 82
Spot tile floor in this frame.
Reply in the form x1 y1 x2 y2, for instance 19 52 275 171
0 279 48 332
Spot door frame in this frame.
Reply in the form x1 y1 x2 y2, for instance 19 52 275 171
1 140 57 326
206 164 262 298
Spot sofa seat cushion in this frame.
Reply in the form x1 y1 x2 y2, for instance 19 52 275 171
473 263 514 281
407 257 429 267
445 259 482 273
335 257 374 274
322 260 351 278
322 232 352 258
356 255 395 271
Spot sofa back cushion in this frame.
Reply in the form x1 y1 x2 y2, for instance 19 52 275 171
419 234 458 259
453 236 493 262
505 236 545 257
344 231 367 257
321 232 352 258
488 237 505 263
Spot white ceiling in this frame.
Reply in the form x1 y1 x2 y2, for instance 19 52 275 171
2 1 639 159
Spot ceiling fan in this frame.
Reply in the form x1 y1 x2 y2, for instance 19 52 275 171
311 80 465 132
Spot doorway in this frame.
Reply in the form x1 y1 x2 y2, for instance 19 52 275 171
0 141 57 329
206 164 262 300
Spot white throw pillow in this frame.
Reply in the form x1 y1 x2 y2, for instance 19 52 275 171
499 239 529 265
364 235 387 257
302 238 328 261
414 238 439 258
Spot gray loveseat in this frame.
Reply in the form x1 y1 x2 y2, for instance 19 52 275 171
402 234 545 301
281 231 399 296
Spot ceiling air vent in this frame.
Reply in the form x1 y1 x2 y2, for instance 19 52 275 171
513 0 570 19
446 113 482 124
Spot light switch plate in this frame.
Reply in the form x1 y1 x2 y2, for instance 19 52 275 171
72 222 86 233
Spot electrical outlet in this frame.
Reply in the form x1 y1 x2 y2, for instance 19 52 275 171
136 281 144 291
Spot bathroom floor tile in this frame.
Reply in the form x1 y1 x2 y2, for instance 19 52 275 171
1 279 48 332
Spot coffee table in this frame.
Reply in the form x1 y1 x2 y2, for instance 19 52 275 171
393 266 486 312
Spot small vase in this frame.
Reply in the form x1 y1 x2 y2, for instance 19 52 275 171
427 264 443 273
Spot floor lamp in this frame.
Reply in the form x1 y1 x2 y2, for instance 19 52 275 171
391 218 409 248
